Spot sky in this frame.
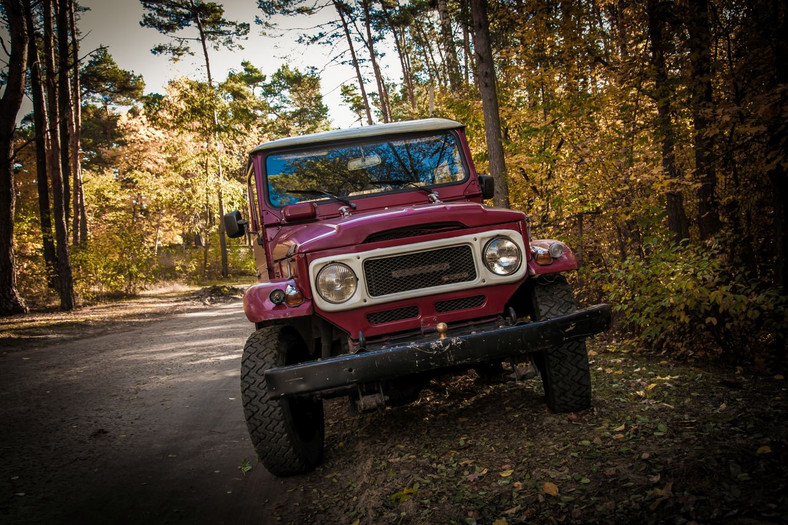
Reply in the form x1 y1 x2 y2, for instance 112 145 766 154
75 0 395 129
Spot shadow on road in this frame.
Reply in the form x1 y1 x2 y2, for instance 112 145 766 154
0 301 280 524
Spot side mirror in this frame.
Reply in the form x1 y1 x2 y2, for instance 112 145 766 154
479 175 495 200
224 210 247 238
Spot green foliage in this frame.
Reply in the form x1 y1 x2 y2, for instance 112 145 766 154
81 47 146 108
605 242 788 359
140 0 249 60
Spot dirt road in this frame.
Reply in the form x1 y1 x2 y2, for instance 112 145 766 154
1 300 277 524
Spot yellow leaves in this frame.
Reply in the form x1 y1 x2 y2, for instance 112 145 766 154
542 481 559 496
390 487 418 504
499 469 514 478
646 383 658 391
756 445 772 455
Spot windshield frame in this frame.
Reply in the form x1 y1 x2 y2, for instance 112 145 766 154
261 129 470 209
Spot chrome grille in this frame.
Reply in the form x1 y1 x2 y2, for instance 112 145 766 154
367 306 419 325
435 295 486 313
364 245 476 297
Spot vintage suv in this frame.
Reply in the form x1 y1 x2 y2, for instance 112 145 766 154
224 118 610 476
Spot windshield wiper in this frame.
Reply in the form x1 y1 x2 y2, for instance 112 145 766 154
285 189 356 209
374 179 441 202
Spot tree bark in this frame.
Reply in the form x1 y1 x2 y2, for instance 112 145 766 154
43 0 75 310
25 0 59 287
334 0 373 125
194 2 229 277
0 0 29 315
68 0 86 245
686 0 720 240
437 0 462 91
56 0 72 227
358 0 391 122
380 2 415 109
471 0 510 208
647 0 689 244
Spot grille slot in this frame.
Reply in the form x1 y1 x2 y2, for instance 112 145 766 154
364 245 476 297
364 222 465 243
435 295 486 313
367 306 419 325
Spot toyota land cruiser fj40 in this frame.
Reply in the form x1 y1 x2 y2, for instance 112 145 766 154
224 118 611 476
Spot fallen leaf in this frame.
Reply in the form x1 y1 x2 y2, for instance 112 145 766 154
492 519 508 525
390 487 418 504
466 468 488 482
756 445 772 455
647 383 658 391
775 375 784 380
499 469 514 478
613 424 626 432
543 481 559 496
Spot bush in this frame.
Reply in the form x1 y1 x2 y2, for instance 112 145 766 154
604 242 788 360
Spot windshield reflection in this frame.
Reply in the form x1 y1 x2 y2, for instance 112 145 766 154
265 132 468 207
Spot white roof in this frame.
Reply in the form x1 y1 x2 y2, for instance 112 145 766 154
250 118 463 154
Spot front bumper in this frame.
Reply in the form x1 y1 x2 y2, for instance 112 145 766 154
264 304 611 398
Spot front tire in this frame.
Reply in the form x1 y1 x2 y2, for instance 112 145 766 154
241 325 324 476
531 276 592 413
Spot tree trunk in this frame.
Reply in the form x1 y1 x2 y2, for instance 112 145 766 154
437 0 462 91
413 18 444 87
686 0 720 240
334 0 373 125
56 0 72 227
44 0 75 310
359 0 391 122
68 0 86 245
460 0 472 85
380 4 415 109
25 0 59 287
647 0 689 244
194 4 229 278
0 0 29 315
471 0 510 208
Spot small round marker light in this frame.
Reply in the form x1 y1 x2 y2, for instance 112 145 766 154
269 289 286 305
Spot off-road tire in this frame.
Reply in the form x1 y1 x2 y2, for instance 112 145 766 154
531 276 592 413
241 326 324 476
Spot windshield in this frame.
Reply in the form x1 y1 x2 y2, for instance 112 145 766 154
265 131 468 207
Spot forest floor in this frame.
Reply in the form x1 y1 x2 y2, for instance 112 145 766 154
1 289 787 524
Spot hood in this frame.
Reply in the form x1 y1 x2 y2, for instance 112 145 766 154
270 202 526 257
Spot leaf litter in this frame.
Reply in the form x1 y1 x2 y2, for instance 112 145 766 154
264 343 788 524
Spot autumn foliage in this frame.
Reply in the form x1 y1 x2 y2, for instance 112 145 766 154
3 0 787 361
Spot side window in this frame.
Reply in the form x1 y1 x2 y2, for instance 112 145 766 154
246 163 260 233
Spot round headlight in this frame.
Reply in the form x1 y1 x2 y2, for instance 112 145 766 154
316 263 358 303
483 237 522 275
548 242 564 258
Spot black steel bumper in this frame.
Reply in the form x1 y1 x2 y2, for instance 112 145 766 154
264 304 611 398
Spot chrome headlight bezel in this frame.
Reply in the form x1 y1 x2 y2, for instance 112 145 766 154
315 263 358 304
483 236 523 276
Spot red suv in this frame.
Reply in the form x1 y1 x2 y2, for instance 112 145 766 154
224 118 610 476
